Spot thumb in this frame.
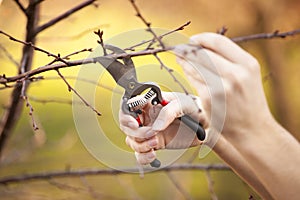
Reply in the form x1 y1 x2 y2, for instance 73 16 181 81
152 99 184 132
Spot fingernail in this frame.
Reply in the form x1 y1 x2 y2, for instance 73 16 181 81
148 138 157 148
152 119 165 131
128 121 138 129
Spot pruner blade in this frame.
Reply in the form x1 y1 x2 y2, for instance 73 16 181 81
94 45 163 100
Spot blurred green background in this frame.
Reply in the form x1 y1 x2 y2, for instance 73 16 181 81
0 0 300 199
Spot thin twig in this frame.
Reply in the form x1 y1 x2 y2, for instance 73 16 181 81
0 47 172 85
28 96 83 105
124 21 191 51
39 24 110 42
46 48 93 66
21 81 39 130
49 178 123 199
217 26 228 35
13 0 27 15
116 175 142 200
187 146 201 163
0 30 69 65
56 69 101 116
166 172 193 200
205 170 218 200
63 48 93 60
129 0 165 49
2 28 300 86
94 29 107 55
0 163 230 184
232 29 300 43
41 76 122 94
35 0 97 35
153 54 189 95
48 178 122 199
0 43 20 68
48 179 85 193
80 176 102 200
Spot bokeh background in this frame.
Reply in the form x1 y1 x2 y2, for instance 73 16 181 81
0 0 300 199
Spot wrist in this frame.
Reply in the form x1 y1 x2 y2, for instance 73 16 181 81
224 110 276 148
225 115 300 199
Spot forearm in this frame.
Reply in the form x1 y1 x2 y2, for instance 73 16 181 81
212 135 274 200
228 118 300 200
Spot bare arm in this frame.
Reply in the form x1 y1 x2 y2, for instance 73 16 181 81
212 135 274 200
186 33 300 199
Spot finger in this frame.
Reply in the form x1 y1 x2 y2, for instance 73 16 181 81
126 135 158 153
190 33 258 67
177 57 206 84
151 96 205 132
177 44 239 81
135 150 156 165
119 110 139 129
175 44 220 76
150 99 183 133
120 124 153 139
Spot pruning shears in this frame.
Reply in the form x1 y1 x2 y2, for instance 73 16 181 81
96 44 206 168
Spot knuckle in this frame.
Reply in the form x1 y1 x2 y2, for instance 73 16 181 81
247 57 260 71
225 68 249 92
135 144 146 153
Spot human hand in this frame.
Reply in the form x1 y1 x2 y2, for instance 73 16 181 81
179 33 300 200
176 33 273 142
119 92 208 165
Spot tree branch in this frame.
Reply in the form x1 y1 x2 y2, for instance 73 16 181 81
0 47 172 85
43 76 122 94
124 21 191 51
205 170 218 200
166 171 193 200
153 53 189 95
56 69 101 116
232 29 300 43
13 0 27 15
129 0 165 49
28 96 83 105
0 43 20 69
0 30 69 65
39 24 110 42
35 0 97 35
0 0 40 158
30 0 45 7
21 81 39 130
2 26 300 86
0 163 230 185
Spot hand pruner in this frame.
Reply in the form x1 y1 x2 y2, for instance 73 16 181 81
96 44 206 168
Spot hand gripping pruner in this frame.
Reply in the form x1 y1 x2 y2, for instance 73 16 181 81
96 44 206 168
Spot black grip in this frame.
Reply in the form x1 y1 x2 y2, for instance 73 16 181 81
179 115 206 141
150 158 161 168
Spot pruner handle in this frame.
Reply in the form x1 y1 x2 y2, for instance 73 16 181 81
148 98 206 168
150 158 161 168
152 98 206 141
179 115 206 141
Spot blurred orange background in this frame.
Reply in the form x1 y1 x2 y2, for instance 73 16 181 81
0 0 299 199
